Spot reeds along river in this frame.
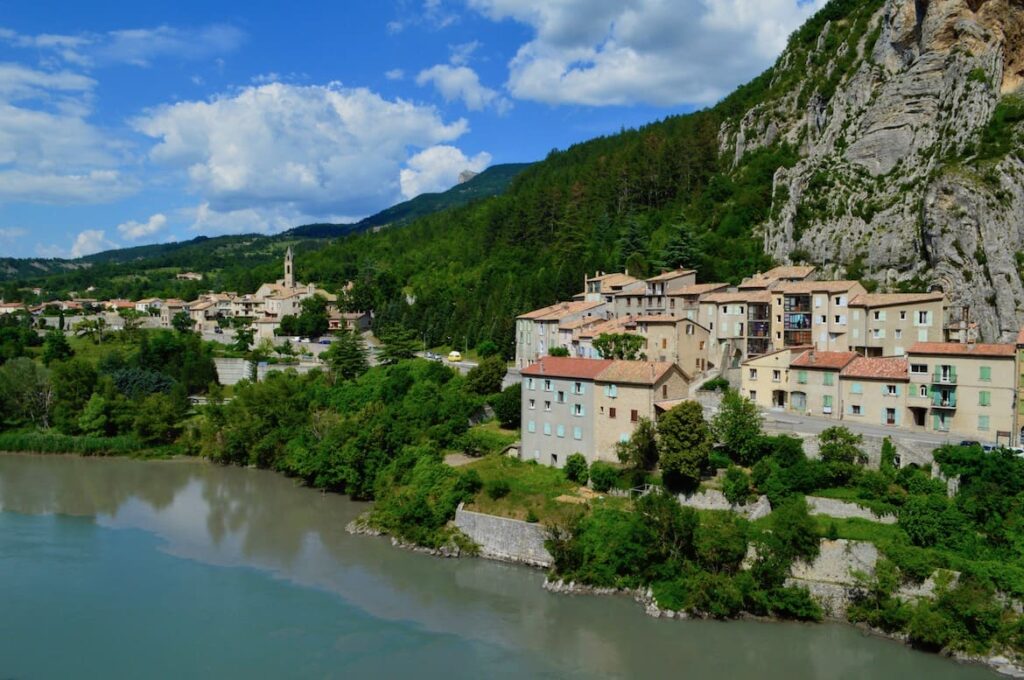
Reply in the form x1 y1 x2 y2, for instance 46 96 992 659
0 453 998 679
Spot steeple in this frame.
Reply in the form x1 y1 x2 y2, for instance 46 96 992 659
284 246 295 288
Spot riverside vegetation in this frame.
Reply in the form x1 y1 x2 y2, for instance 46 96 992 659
5 310 1024 664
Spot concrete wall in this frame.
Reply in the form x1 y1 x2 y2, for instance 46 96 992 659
453 505 552 567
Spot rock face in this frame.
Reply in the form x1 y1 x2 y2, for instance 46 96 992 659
721 0 1024 340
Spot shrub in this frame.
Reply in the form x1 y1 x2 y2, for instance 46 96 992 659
564 453 589 484
589 461 619 492
486 477 511 500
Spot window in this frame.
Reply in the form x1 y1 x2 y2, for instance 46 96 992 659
823 372 834 387
527 420 536 433
910 363 928 375
609 407 617 419
573 427 582 441
980 366 992 382
528 399 536 410
630 409 639 422
573 404 584 417
979 415 990 431
979 390 991 407
851 404 862 415
772 370 781 382
556 425 565 438
886 384 897 396
543 423 551 435
797 370 808 384
749 368 758 381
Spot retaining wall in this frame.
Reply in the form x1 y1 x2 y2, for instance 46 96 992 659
453 504 552 567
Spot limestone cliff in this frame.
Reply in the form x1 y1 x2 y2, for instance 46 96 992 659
721 0 1024 340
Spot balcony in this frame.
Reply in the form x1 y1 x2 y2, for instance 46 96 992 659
932 370 957 385
932 392 957 409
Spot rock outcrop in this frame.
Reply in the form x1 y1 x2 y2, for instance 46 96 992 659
722 0 1024 340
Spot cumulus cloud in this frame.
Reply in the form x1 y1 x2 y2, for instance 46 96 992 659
399 144 491 199
117 213 167 240
467 0 828 106
416 64 509 112
70 229 116 258
133 82 476 216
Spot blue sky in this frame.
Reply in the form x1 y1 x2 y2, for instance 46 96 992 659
0 0 826 258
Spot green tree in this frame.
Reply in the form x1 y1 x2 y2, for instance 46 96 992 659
466 355 507 395
171 310 194 334
616 416 659 471
593 333 646 360
712 389 763 465
818 426 867 465
322 330 369 381
564 453 589 484
41 329 73 366
657 401 711 491
490 383 521 428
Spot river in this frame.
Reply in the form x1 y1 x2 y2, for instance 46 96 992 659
0 454 997 679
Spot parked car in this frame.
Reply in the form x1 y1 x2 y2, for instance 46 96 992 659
447 350 462 362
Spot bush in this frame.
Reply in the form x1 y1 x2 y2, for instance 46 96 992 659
564 453 589 484
589 461 619 492
486 477 511 500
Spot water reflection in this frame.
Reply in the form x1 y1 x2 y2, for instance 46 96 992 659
0 454 996 679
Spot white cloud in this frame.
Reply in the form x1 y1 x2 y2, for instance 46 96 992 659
416 64 510 112
70 229 116 258
400 144 491 198
0 24 245 68
133 82 475 216
117 213 167 240
385 68 405 81
467 0 828 106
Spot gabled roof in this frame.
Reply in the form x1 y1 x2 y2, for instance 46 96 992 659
841 356 909 381
791 350 859 370
908 342 1016 358
849 293 944 308
521 357 613 380
518 300 605 321
596 361 680 385
646 268 696 282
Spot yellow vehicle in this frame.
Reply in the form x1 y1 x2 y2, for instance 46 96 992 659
447 351 463 362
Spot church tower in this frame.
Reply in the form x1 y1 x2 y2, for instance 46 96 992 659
284 246 295 288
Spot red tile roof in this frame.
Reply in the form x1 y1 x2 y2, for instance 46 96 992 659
791 350 859 370
521 357 614 380
841 356 909 381
908 342 1016 357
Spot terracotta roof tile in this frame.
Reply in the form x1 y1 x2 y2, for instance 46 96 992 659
849 293 944 308
841 356 909 381
521 357 614 380
596 361 678 385
908 342 1016 357
791 350 859 370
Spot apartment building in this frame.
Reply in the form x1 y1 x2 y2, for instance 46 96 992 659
520 357 689 467
515 300 607 367
848 293 945 357
905 342 1017 443
787 350 858 418
772 280 866 352
839 356 910 428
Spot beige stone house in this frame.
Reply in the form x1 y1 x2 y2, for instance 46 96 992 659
848 293 945 357
839 356 910 428
906 342 1017 443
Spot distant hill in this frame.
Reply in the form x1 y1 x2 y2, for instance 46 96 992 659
0 162 531 289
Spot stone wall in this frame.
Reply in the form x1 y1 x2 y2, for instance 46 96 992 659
453 504 552 567
806 496 897 524
678 489 772 520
